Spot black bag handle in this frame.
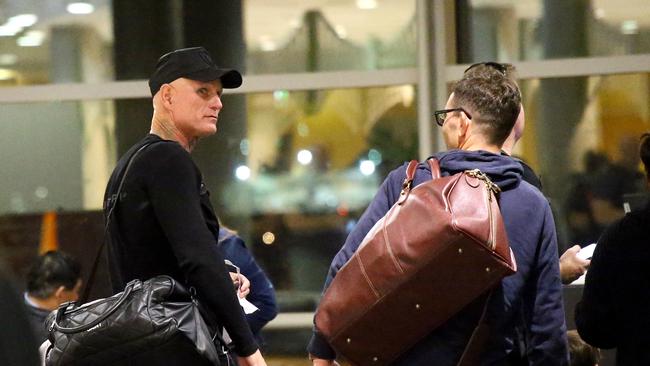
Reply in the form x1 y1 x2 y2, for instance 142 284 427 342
79 141 160 303
52 279 141 333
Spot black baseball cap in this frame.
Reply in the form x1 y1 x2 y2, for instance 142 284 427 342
148 46 242 96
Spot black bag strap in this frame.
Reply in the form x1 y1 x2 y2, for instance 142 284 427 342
79 141 159 303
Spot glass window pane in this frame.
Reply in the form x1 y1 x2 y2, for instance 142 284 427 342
244 0 416 74
0 85 418 297
513 73 649 249
225 86 418 295
0 0 416 87
458 0 650 63
0 100 116 214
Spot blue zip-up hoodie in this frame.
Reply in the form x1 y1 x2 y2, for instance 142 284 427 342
308 150 569 365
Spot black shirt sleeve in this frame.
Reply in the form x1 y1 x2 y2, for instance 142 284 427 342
145 143 258 356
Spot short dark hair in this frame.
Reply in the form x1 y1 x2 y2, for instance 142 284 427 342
453 68 521 146
640 133 650 178
568 330 600 366
26 251 82 299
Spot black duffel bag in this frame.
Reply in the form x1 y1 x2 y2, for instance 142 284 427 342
45 275 222 365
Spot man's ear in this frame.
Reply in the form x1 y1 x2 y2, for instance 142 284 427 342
53 285 67 301
159 84 174 107
457 113 471 141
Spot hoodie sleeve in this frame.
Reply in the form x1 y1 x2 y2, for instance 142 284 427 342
217 235 279 335
524 203 570 365
307 164 408 359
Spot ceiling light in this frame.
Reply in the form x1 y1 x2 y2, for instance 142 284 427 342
359 160 376 176
67 2 95 15
259 35 277 51
356 0 378 10
297 149 313 165
334 25 347 39
594 8 605 19
8 14 38 28
0 68 16 80
0 24 22 37
17 30 45 47
0 54 18 65
621 20 638 35
235 165 251 181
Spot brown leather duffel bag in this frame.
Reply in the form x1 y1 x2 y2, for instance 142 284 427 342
314 158 517 365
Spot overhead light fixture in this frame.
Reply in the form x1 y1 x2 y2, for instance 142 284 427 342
0 54 18 65
297 149 313 165
334 25 348 39
356 0 378 10
594 8 605 19
259 35 277 52
235 165 251 181
67 2 95 15
0 68 16 80
17 30 45 47
621 20 638 35
0 24 22 37
8 14 38 28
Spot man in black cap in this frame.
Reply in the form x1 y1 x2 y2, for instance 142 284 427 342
103 47 267 366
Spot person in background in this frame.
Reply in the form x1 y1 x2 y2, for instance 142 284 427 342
215 227 278 347
23 251 82 343
0 261 40 366
567 330 600 366
575 133 650 365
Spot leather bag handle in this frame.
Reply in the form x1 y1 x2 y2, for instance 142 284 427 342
397 160 419 205
427 158 441 179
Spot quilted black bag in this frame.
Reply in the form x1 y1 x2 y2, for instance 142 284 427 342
45 275 221 365
44 142 224 365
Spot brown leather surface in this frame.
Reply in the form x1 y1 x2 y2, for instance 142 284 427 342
314 159 516 366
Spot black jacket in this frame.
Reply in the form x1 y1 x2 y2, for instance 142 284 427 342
575 202 650 365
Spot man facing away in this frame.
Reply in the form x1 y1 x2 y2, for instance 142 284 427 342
103 47 266 366
309 67 568 365
24 251 82 343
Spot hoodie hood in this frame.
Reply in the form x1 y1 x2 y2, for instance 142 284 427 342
430 149 523 191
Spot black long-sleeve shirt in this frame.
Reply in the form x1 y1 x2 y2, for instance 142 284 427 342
103 134 257 357
575 202 650 365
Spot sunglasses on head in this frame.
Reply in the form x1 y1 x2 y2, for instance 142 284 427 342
464 62 511 76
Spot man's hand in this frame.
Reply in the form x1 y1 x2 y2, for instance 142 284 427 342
229 272 250 298
560 245 591 284
237 350 267 366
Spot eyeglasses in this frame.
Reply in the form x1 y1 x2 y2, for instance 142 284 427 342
464 62 511 76
433 108 472 127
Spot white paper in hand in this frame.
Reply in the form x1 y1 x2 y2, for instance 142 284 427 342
239 297 259 314
577 243 597 260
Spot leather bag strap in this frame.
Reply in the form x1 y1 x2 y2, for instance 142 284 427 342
397 160 419 205
79 141 160 303
427 158 441 179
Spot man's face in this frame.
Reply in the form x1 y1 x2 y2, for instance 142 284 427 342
168 78 224 140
